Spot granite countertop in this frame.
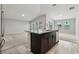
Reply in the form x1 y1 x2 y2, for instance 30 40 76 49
25 30 59 34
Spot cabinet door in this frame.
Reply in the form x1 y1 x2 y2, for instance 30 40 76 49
31 33 41 53
41 34 49 53
53 32 56 44
49 32 53 48
49 32 56 48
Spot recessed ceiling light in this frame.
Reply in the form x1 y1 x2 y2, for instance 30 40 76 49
21 14 25 16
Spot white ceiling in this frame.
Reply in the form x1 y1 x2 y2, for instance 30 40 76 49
2 4 78 21
40 4 78 20
3 4 41 21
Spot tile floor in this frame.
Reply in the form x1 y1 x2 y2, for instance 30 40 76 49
47 40 79 54
1 32 79 54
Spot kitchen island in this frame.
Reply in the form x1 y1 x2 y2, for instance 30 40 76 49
31 30 59 54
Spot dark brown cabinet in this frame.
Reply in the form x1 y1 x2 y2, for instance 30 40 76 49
31 30 59 54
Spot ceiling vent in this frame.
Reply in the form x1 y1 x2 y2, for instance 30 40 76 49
69 6 75 10
52 4 56 7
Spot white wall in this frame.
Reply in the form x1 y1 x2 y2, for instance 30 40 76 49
5 19 30 34
0 5 1 34
76 5 79 40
